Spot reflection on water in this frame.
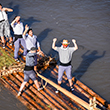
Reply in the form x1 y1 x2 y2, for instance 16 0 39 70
0 0 110 109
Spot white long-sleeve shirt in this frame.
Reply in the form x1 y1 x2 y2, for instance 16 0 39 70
23 34 40 50
11 22 24 35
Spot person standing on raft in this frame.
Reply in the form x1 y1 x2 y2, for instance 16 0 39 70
0 3 13 48
17 47 43 97
52 38 78 93
11 16 27 62
23 24 44 56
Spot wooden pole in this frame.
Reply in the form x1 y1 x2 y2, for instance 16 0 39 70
17 72 58 110
55 65 110 109
37 72 90 109
72 77 110 109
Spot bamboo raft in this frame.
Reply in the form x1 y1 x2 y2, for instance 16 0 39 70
0 40 110 110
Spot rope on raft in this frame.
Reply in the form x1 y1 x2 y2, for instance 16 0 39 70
0 63 25 77
0 56 57 77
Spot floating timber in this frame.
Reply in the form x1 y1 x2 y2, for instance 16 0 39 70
0 40 110 110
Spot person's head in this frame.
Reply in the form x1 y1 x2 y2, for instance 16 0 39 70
27 29 33 37
62 39 70 48
30 47 37 53
0 3 2 10
13 16 20 23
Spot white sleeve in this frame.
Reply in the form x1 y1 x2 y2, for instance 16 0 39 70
35 35 40 47
11 23 14 28
22 34 28 40
37 41 40 47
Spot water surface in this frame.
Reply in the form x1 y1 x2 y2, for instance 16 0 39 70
0 0 110 109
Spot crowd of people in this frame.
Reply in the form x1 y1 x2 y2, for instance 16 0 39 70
0 4 78 96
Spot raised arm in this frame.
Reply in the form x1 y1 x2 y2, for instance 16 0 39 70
3 7 13 12
52 38 57 50
11 16 20 26
72 39 78 51
23 24 29 36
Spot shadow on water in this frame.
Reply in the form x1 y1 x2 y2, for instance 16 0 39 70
37 28 52 53
72 50 106 79
8 2 20 20
37 28 52 42
22 17 41 27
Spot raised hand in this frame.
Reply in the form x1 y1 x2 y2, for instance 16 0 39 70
25 24 29 31
72 39 76 43
15 16 20 22
53 38 57 42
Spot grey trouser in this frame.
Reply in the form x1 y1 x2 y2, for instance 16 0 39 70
0 20 11 37
24 70 37 82
58 65 72 81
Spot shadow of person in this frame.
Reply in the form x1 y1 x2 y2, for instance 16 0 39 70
72 50 106 79
37 28 52 54
22 17 41 27
37 28 52 43
8 2 20 20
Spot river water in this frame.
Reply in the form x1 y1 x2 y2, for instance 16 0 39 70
0 0 110 109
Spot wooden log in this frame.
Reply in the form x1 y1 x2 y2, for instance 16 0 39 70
40 89 65 110
44 87 73 110
55 65 109 109
1 76 37 110
10 73 48 110
47 85 80 110
72 77 109 109
18 72 81 109
17 72 59 110
49 69 87 110
1 41 109 109
74 84 106 109
37 72 90 109
7 74 44 110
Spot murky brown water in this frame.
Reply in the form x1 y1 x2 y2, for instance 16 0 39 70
0 0 110 109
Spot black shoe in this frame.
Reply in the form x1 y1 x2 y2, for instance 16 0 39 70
15 59 20 62
70 86 74 92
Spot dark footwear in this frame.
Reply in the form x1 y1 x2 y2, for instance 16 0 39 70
70 86 74 92
15 59 20 62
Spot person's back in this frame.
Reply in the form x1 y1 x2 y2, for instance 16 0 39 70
17 47 42 97
25 52 37 66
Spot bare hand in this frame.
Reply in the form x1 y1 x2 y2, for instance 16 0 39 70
15 16 20 22
53 38 57 42
72 39 76 43
25 24 29 30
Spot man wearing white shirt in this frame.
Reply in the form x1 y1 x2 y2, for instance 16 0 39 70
0 3 13 48
11 16 27 62
23 25 43 55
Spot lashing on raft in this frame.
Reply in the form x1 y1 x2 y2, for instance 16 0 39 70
0 40 110 110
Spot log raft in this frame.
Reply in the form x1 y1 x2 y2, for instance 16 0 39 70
0 41 110 110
